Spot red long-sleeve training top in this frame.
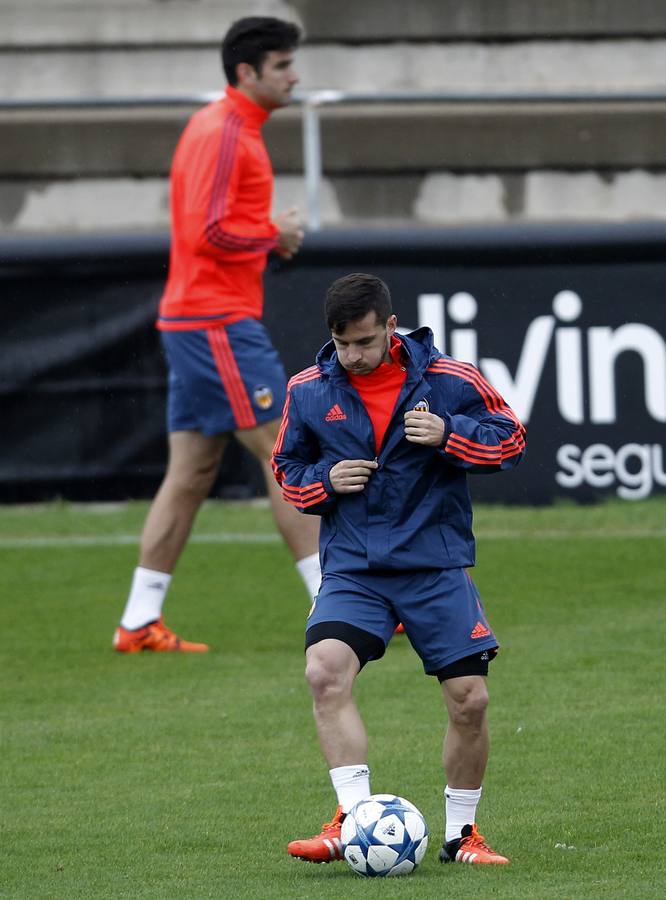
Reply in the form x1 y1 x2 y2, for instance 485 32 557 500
157 86 280 331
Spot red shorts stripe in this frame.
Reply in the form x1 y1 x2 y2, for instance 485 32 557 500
207 327 257 429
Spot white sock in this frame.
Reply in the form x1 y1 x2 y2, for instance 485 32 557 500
120 566 172 630
329 765 371 814
445 785 482 842
295 552 321 602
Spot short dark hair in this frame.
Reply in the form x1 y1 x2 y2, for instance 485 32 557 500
221 17 301 86
325 273 393 333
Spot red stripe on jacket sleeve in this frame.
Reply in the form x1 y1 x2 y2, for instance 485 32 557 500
271 374 328 509
280 481 328 509
204 111 279 254
428 357 526 465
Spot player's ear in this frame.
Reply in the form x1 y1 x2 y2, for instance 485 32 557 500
236 61 257 85
386 314 398 337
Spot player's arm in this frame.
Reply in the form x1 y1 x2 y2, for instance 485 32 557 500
187 127 280 260
427 366 526 473
272 386 339 515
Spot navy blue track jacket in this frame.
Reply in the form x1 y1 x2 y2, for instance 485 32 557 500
272 328 526 574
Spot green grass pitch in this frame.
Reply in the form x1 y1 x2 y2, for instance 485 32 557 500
1 498 665 898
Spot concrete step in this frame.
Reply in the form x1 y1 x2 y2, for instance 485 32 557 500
2 40 666 100
2 99 665 179
308 100 666 171
3 0 666 46
292 0 666 41
2 1 665 236
0 2 295 47
5 168 666 234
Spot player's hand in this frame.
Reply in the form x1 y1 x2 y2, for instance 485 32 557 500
274 206 304 259
404 411 446 446
329 459 378 493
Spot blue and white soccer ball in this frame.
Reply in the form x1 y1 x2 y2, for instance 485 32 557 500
340 793 429 877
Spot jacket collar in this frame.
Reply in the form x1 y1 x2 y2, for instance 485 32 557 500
224 85 271 127
316 326 437 383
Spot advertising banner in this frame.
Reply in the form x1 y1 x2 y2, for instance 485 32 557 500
1 224 664 503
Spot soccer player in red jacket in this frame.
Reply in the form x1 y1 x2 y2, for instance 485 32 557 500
113 18 320 653
273 274 526 865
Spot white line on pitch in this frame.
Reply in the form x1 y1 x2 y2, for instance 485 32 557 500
0 533 281 549
0 529 664 549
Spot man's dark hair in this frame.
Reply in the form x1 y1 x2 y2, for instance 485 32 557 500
221 17 301 86
325 273 393 334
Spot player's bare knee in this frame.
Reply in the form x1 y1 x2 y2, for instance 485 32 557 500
168 457 218 500
190 457 220 491
464 689 489 726
447 681 489 728
305 656 335 696
305 653 350 705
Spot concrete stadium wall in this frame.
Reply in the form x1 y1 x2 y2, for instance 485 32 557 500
3 0 666 45
1 0 666 233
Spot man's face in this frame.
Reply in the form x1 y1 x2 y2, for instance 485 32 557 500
332 311 398 375
243 49 299 110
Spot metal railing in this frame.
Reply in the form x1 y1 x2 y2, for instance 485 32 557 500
3 88 666 230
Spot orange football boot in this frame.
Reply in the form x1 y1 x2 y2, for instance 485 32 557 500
287 805 345 863
113 618 208 653
439 823 509 865
394 623 405 634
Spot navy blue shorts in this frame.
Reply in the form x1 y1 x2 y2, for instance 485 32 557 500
306 567 498 675
161 319 287 436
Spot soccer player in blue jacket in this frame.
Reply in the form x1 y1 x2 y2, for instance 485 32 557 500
272 273 526 866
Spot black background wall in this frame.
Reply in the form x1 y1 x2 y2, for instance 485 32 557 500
2 223 665 503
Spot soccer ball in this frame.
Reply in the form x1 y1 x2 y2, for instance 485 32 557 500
340 794 429 877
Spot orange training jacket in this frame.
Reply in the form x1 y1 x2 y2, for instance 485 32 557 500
157 86 280 330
